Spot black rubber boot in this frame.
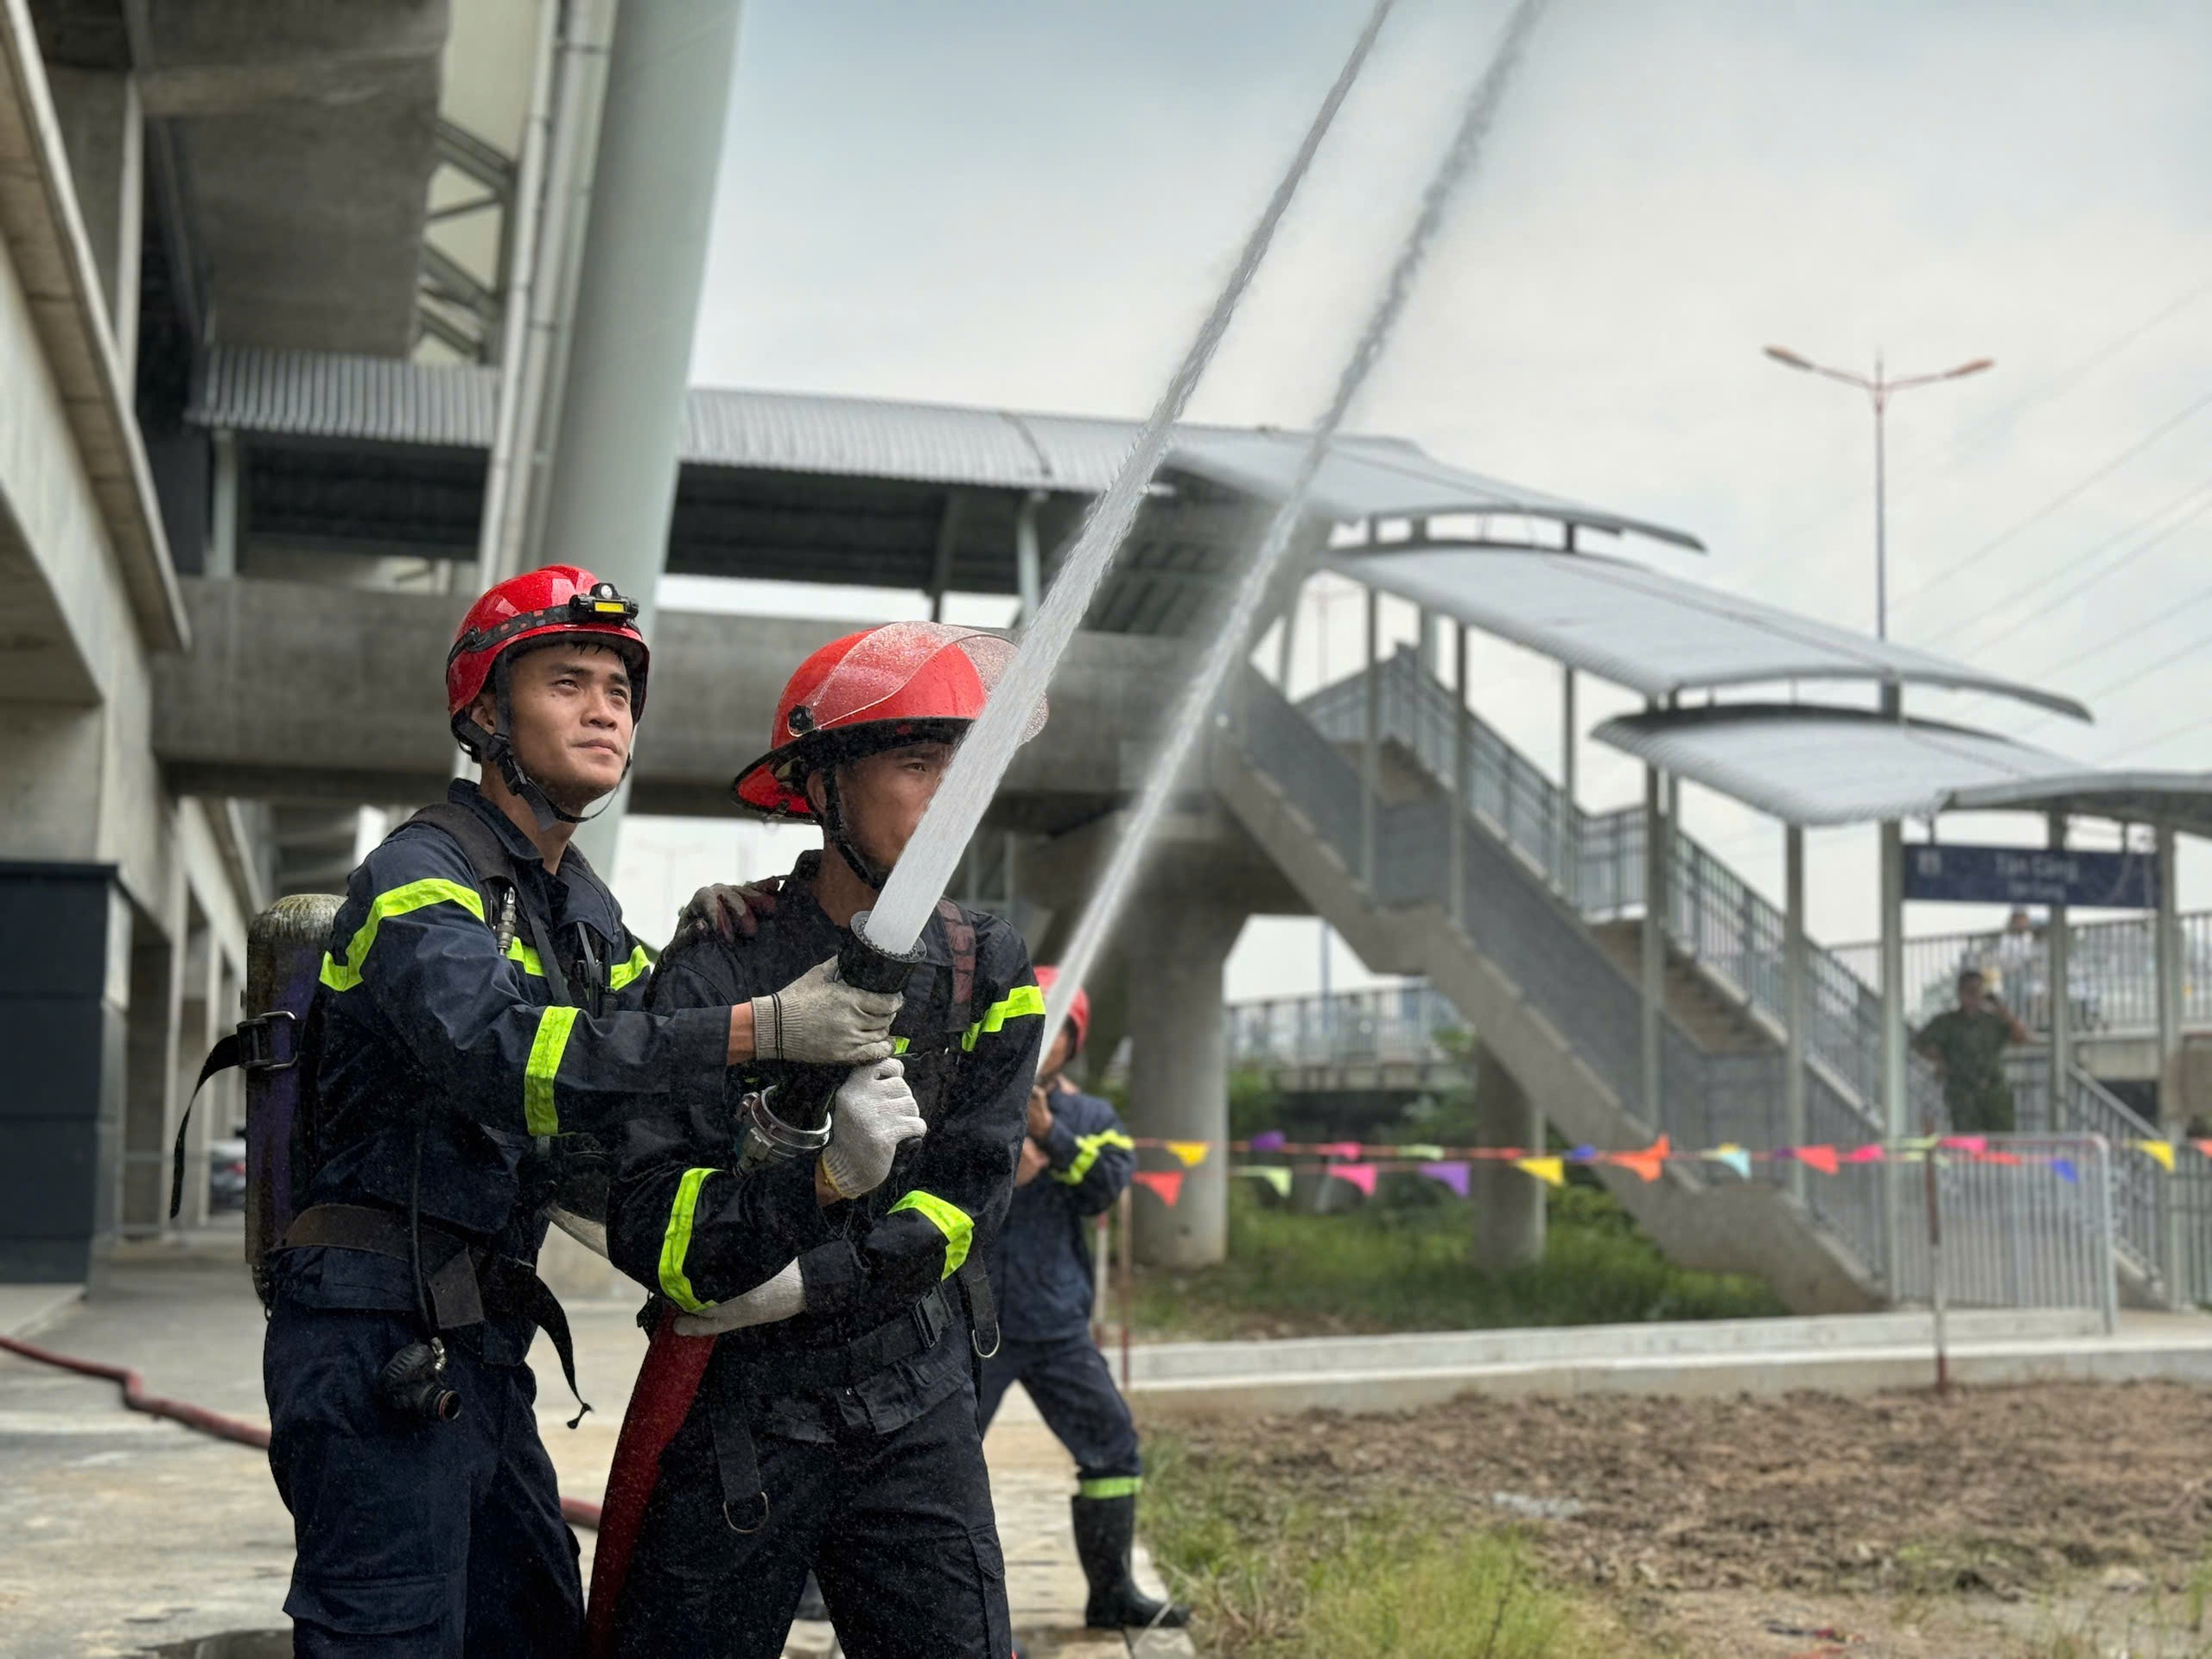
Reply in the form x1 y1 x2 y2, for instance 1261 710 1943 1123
1071 1493 1190 1630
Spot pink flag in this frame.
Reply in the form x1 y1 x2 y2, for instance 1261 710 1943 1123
1331 1164 1378 1198
1939 1135 1987 1154
1841 1143 1887 1165
1796 1145 1840 1176
1316 1141 1364 1160
1132 1170 1185 1206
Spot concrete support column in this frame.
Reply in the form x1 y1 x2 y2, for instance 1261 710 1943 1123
1125 899 1244 1268
117 906 175 1238
538 0 747 871
1783 823 1808 1201
207 430 240 579
170 924 214 1230
1470 1041 1543 1270
1360 584 1379 888
44 68 143 378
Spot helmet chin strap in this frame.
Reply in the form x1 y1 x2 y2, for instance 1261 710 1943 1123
817 766 888 891
454 658 624 832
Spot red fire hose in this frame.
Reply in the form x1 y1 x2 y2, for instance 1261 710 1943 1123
0 1332 604 1529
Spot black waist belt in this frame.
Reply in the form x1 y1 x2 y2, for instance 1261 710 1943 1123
280 1202 589 1423
702 1261 1000 1535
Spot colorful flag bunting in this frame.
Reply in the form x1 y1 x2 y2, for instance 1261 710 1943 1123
1316 1141 1364 1160
1940 1135 1987 1154
1569 1144 1598 1164
2051 1157 2079 1185
1235 1166 1293 1198
2196 1140 2212 1160
1796 1145 1840 1176
1703 1144 1751 1181
1166 1140 1211 1168
1607 1135 1669 1184
1133 1169 1185 1206
1842 1143 1887 1164
1515 1155 1565 1188
1400 1144 1447 1161
2135 1139 2177 1172
1248 1130 1287 1152
1419 1160 1471 1197
1331 1163 1379 1198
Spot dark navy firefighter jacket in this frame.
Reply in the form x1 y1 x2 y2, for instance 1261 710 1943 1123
283 781 728 1362
987 1080 1136 1344
607 852 1041 1440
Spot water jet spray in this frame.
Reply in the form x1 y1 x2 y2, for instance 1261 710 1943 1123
1042 0 1554 1043
852 0 1400 961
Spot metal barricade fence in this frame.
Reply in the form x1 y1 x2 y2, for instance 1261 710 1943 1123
1885 1135 2119 1332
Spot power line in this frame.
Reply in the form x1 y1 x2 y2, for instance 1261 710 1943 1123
1944 476 2212 659
1888 383 2212 613
1762 273 2212 554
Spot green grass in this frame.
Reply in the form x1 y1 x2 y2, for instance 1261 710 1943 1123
1142 1433 1617 1658
1131 1183 1784 1338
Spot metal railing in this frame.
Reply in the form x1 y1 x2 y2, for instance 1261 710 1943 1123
1832 912 2212 1038
1226 983 1467 1072
1886 1135 2120 1330
1301 650 1889 1111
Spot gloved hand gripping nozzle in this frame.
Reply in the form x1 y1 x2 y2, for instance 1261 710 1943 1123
737 912 922 1169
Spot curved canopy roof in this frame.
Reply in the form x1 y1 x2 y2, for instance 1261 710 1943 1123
1592 704 2207 828
1327 545 2091 722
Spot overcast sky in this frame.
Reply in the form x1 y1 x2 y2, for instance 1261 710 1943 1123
614 0 2212 1000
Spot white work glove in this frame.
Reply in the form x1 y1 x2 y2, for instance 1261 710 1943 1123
752 956 901 1065
818 1058 926 1200
672 1261 804 1337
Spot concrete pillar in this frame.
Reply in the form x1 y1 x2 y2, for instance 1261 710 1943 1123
118 905 175 1238
207 430 240 579
1360 584 1379 888
44 68 143 378
1469 1042 1543 1269
538 0 747 871
1124 899 1243 1268
1783 823 1808 1200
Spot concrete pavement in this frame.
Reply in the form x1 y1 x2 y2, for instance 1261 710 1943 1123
0 1229 1188 1657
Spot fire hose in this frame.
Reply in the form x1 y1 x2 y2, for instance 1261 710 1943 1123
0 1332 605 1529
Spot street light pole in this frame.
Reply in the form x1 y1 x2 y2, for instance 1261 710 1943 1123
1764 346 1993 640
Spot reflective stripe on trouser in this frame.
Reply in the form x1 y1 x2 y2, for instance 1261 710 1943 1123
976 1335 1142 1487
264 1296 582 1659
610 1388 1011 1659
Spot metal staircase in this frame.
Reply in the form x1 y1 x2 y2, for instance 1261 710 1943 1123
1211 649 2178 1311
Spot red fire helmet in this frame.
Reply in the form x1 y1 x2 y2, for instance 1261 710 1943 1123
446 565 651 721
732 622 1039 819
1033 964 1088 1058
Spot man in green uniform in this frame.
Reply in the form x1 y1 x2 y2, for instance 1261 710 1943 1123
1913 969 2031 1133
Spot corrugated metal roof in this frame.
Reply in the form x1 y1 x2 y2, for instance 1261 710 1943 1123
189 347 1702 546
1591 704 2082 825
1328 545 2091 722
1948 772 2212 837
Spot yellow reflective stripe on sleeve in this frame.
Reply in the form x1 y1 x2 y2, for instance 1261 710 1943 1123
608 944 652 992
658 1167 719 1313
960 982 1046 1052
319 880 486 991
505 938 544 976
524 1005 579 1135
892 1036 911 1055
1078 1475 1143 1500
1053 1129 1135 1186
887 1189 973 1277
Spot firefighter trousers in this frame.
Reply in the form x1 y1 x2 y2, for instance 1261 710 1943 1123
612 1385 1012 1659
264 1300 583 1658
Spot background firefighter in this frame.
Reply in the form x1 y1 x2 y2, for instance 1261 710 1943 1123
261 566 899 1658
595 624 1044 1658
979 966 1191 1632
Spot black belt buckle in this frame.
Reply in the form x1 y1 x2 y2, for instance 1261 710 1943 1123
237 1010 300 1072
909 1286 948 1351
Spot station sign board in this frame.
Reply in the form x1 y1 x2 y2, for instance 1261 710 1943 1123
1902 842 2158 910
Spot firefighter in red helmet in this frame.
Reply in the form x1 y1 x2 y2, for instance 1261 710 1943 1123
979 967 1188 1631
594 622 1047 1658
262 568 904 1658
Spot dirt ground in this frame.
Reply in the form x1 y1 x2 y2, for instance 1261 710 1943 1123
1155 1382 2212 1657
